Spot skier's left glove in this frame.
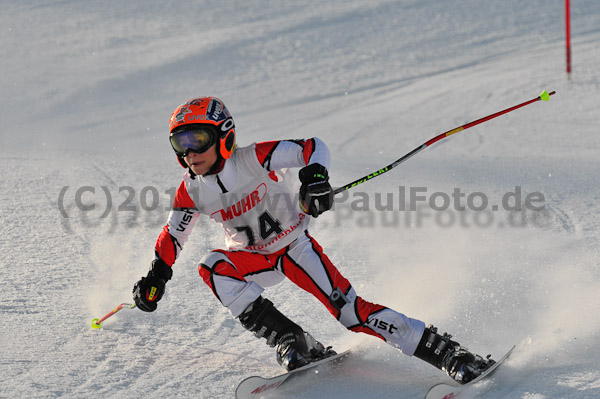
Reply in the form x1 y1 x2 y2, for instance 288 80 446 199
299 163 333 218
133 258 173 312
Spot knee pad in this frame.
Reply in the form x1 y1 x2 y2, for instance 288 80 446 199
329 287 361 328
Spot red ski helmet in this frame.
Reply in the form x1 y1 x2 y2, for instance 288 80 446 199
169 97 236 169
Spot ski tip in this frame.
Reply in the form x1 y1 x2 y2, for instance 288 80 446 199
539 90 555 101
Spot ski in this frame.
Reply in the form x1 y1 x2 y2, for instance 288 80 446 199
424 345 516 399
235 350 351 399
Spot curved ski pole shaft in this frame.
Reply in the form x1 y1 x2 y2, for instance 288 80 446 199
333 90 555 195
91 302 136 329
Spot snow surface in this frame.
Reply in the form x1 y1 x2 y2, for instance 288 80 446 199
2 1 600 398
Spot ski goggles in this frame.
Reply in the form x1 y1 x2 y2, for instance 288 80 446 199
170 127 217 157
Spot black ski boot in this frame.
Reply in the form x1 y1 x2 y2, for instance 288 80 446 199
238 296 336 371
413 325 494 384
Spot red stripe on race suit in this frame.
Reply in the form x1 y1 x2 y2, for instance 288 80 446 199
255 141 279 167
155 226 177 266
355 299 387 323
302 138 315 165
173 181 196 208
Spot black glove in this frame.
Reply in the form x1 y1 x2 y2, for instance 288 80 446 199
299 163 333 218
133 258 173 312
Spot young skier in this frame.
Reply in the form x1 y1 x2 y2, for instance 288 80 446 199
132 97 493 383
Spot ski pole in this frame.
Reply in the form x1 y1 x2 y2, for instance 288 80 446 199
91 303 136 329
333 90 555 195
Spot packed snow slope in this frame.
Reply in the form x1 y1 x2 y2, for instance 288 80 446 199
2 1 600 398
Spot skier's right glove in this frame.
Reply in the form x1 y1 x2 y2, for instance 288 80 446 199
133 258 173 312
